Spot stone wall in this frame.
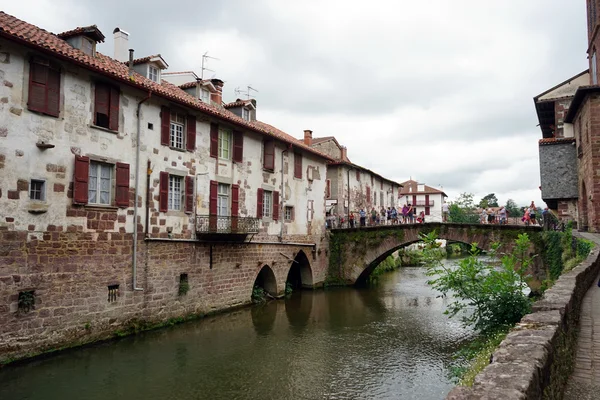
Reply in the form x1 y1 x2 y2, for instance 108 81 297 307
0 228 327 363
539 142 578 200
446 236 600 399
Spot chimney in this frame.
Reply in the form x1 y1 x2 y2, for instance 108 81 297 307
128 49 134 77
210 78 224 106
303 130 313 146
113 27 129 62
341 146 347 161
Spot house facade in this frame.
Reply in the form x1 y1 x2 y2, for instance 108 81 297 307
0 12 331 362
398 180 447 222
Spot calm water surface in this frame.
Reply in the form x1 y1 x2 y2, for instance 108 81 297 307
0 260 474 400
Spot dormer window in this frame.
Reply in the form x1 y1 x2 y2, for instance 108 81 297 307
82 37 94 56
148 65 160 83
201 88 210 104
57 25 105 57
242 108 250 121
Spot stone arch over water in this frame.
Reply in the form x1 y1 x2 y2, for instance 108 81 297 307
286 250 313 289
253 265 278 297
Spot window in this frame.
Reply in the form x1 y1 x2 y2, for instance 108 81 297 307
170 111 185 149
263 140 275 170
89 161 112 205
326 179 331 198
593 52 598 85
148 65 160 83
28 57 60 117
374 190 377 205
201 88 210 103
285 206 294 221
219 129 232 159
168 175 183 211
29 179 45 201
356 170 360 181
82 37 94 56
217 183 230 216
294 152 302 179
108 285 119 303
242 108 250 121
380 192 384 206
263 190 272 218
94 82 120 131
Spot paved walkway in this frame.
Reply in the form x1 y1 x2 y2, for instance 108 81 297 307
563 232 600 400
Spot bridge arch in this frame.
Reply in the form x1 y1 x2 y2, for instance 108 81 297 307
252 265 278 298
286 250 313 290
330 223 544 286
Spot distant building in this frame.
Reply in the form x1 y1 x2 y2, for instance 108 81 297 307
398 180 447 222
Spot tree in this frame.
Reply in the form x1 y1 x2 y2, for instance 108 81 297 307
505 199 520 218
448 192 479 223
454 192 476 209
478 193 499 209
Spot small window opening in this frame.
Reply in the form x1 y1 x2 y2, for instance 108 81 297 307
95 112 109 129
30 179 45 201
108 284 119 303
148 122 154 130
18 290 35 313
178 273 189 296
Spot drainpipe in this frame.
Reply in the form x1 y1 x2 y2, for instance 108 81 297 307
132 90 152 291
279 145 289 242
347 167 351 227
145 159 151 236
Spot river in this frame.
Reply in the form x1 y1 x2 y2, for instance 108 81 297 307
0 259 474 400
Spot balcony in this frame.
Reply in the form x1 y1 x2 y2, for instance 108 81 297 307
413 200 434 207
195 215 260 242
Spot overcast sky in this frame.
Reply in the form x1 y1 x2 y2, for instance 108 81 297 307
4 0 589 207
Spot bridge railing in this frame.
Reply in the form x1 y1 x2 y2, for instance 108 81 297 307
327 214 536 229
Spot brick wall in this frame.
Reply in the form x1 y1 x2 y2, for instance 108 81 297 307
0 228 328 363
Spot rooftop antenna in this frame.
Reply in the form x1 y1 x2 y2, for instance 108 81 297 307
234 85 259 100
201 52 219 80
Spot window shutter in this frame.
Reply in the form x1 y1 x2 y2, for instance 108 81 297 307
73 155 89 205
186 115 196 151
233 130 243 162
367 186 371 202
46 68 60 117
257 188 264 218
231 184 239 217
209 180 218 215
94 83 109 124
160 106 170 146
273 191 280 221
326 179 331 198
109 86 120 131
356 170 360 181
210 123 219 158
291 207 295 221
159 171 169 212
263 141 274 170
28 61 48 113
294 152 302 179
185 176 194 214
115 162 130 208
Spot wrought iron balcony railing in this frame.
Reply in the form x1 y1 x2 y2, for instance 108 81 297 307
196 215 260 234
413 200 434 207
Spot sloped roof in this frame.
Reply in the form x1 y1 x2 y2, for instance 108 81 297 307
399 180 447 197
224 99 254 109
0 11 331 161
57 25 105 42
538 137 576 146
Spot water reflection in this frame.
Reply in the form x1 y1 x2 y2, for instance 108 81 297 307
0 260 473 400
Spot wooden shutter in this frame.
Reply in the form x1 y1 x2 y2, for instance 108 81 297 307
366 186 371 202
257 188 264 218
160 106 170 146
115 162 130 208
294 152 302 179
356 170 360 181
73 155 89 205
109 86 120 131
185 176 194 214
209 180 218 215
46 67 60 117
326 179 331 198
263 141 274 170
231 184 240 231
210 123 219 158
273 191 280 221
159 171 169 212
186 115 196 151
28 60 48 114
233 130 243 162
94 83 109 125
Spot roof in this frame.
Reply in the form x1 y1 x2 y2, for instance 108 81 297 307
224 99 255 109
179 81 198 89
127 54 168 69
311 136 335 145
0 11 331 161
308 136 351 162
538 137 576 146
250 121 331 159
328 160 402 187
399 180 447 197
534 70 589 101
56 25 105 42
565 85 600 123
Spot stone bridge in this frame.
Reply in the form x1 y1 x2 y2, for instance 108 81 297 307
328 223 544 286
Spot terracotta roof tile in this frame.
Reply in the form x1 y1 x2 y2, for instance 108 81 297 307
126 54 165 66
399 180 447 196
224 99 253 108
0 11 331 161
250 121 332 158
311 136 335 145
538 137 576 145
56 25 105 42
179 81 198 89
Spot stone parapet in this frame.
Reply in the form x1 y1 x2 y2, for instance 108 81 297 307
446 241 600 399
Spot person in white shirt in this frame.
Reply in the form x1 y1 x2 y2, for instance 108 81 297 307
442 201 449 222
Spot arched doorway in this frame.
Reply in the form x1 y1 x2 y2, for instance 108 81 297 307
252 265 277 300
285 250 313 290
581 181 589 231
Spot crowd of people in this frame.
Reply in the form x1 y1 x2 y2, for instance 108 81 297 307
326 204 430 229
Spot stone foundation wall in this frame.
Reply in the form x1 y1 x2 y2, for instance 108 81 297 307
446 236 600 399
0 228 327 363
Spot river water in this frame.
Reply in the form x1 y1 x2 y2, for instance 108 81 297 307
0 260 474 400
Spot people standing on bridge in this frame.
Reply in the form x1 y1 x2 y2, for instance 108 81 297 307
417 210 425 224
391 207 398 224
442 201 449 222
401 204 408 224
528 201 538 226
359 208 366 227
349 212 355 228
371 208 377 225
480 208 487 224
408 203 414 223
499 206 507 225
381 207 387 225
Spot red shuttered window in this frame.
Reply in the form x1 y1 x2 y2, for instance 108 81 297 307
73 155 90 204
185 176 194 213
28 58 60 117
115 162 130 208
263 141 275 171
160 106 170 146
94 82 120 131
257 188 264 218
233 130 243 163
273 191 280 221
231 184 240 231
326 180 331 199
159 171 169 212
210 123 219 158
186 115 196 151
294 152 302 179
366 186 371 203
209 180 218 216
